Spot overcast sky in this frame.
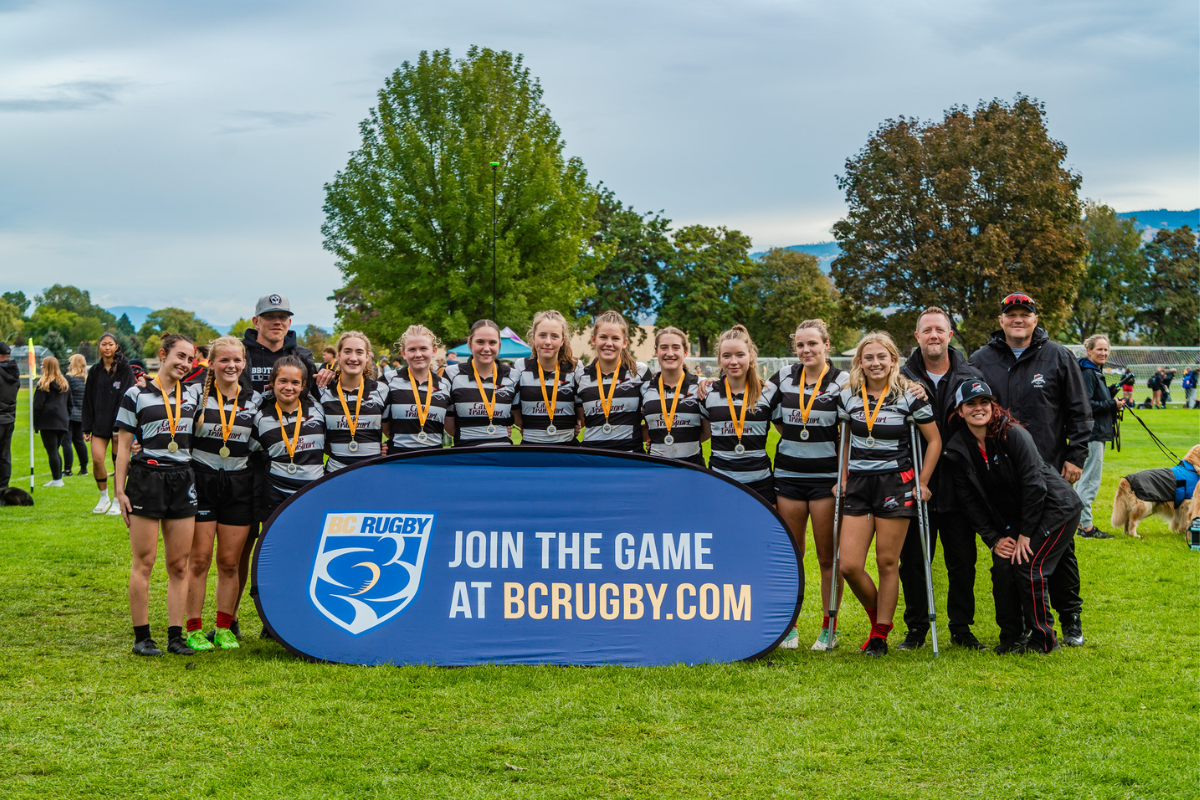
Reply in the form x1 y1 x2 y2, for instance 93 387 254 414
2 0 1196 327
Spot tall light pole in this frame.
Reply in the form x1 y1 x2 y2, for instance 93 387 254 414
490 161 499 321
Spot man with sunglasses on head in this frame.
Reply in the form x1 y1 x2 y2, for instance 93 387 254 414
969 292 1092 646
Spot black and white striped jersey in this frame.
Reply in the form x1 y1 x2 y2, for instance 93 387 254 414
641 371 704 460
115 381 202 467
384 368 451 451
771 365 850 482
316 378 389 472
445 359 518 447
702 379 778 484
251 400 326 501
191 386 262 474
836 386 933 474
576 361 651 451
512 357 579 445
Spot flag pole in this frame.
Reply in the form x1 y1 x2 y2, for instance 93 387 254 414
27 341 35 494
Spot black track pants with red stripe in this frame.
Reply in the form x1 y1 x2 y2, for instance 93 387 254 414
990 514 1080 651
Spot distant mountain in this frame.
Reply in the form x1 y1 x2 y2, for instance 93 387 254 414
1116 208 1198 238
751 242 840 273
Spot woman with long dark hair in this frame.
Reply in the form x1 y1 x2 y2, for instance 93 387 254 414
943 380 1082 654
82 333 137 514
444 320 517 447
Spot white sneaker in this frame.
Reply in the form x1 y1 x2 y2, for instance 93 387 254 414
811 628 839 650
778 626 800 650
44 479 65 487
106 501 123 515
91 497 111 514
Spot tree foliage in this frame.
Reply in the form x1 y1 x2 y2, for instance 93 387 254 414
831 95 1086 352
743 248 843 356
301 325 332 354
116 313 135 336
138 308 220 346
41 330 69 361
25 307 82 343
34 284 114 327
1066 202 1146 342
2 291 29 316
580 185 672 342
323 46 601 345
228 318 254 338
0 299 22 343
656 225 755 355
1137 226 1198 346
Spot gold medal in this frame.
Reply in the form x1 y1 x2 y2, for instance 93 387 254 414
798 362 829 442
155 373 183 454
336 380 363 446
472 360 499 432
723 378 751 454
215 385 239 459
860 385 887 449
410 371 435 436
538 360 561 433
658 372 684 447
596 362 619 432
219 446 231 458
167 441 179 453
276 401 303 471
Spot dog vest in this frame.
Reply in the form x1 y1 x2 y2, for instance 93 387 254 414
1127 464 1198 509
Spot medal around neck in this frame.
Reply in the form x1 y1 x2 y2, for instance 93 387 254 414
219 445 231 458
348 440 359 453
664 434 675 445
546 424 557 435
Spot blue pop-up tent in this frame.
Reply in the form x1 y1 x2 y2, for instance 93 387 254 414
447 327 532 359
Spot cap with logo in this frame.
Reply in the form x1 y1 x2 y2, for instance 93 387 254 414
1000 293 1036 314
955 379 994 408
254 294 293 317
0 343 10 355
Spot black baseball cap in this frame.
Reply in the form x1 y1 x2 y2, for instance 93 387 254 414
0 343 10 355
1000 292 1036 314
955 379 994 408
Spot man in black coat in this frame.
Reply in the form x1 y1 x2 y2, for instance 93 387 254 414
1075 335 1120 538
969 292 1093 646
0 344 19 488
896 307 988 651
238 293 333 394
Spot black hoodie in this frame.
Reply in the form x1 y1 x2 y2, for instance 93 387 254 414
239 328 319 395
968 327 1092 470
901 346 984 513
1078 358 1117 443
0 358 20 425
82 360 137 436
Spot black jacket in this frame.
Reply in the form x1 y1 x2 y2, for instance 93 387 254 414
66 374 86 423
944 421 1083 549
1078 359 1117 443
901 346 984 513
82 361 137 436
968 327 1092 470
34 381 73 433
0 358 19 425
239 329 319 395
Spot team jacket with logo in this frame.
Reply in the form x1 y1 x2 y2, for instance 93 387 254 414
116 381 202 467
513 357 580 445
576 361 651 451
82 361 137 436
835 386 933 475
191 386 262 474
770 364 849 483
641 371 704 461
702 379 778 484
445 359 517 447
251 400 326 505
384 368 451 450
316 378 389 472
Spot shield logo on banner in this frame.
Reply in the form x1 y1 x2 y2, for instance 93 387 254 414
308 512 434 635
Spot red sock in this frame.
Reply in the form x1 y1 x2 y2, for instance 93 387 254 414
871 622 894 640
821 616 830 630
186 617 202 633
866 607 878 627
216 611 234 630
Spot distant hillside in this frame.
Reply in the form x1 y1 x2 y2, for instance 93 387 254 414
751 242 840 273
1117 208 1198 239
106 306 230 334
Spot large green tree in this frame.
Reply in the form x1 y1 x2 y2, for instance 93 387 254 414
1137 226 1198 346
580 185 672 342
138 308 220 346
34 284 114 327
743 248 842 357
25 307 81 342
656 225 755 355
0 298 22 343
323 47 601 344
1066 202 1146 342
831 95 1087 351
2 291 29 316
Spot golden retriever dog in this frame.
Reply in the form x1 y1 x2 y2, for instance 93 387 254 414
1111 444 1200 539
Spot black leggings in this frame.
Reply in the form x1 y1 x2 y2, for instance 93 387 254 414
68 420 86 474
40 430 65 480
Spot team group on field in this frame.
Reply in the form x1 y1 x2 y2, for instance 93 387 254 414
77 290 1101 660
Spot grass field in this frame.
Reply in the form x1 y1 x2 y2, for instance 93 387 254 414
1 391 1197 799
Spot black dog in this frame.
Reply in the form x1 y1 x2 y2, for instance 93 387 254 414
0 487 34 507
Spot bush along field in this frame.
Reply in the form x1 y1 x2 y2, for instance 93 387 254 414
0 391 1196 799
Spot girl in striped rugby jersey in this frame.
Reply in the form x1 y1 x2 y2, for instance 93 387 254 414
444 319 517 447
383 325 450 451
251 356 327 512
771 319 851 651
316 332 388 472
183 336 262 651
835 332 940 656
701 325 777 503
513 310 579 446
641 327 706 466
113 333 201 656
576 310 651 452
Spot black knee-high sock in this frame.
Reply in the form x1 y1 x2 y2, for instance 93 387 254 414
134 624 151 643
167 625 183 642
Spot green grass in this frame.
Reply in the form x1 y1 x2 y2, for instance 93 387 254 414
1 390 1197 799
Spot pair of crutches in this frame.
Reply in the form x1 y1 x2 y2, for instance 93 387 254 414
825 420 939 655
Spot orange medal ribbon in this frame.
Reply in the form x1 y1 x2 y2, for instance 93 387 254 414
860 385 887 447
596 363 619 424
723 379 750 447
472 360 499 425
798 363 829 425
658 372 684 438
275 401 303 466
215 385 239 456
537 360 560 423
155 374 182 451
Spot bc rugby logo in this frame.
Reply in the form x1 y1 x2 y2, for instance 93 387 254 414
309 512 434 635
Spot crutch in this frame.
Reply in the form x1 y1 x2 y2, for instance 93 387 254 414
825 422 850 652
909 419 939 656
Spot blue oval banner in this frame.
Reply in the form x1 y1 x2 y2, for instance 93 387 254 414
253 447 803 666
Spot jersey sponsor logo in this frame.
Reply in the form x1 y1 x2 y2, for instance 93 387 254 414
309 512 434 634
1031 374 1046 388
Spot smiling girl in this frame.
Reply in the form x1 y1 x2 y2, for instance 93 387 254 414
82 332 138 514
384 325 451 450
576 310 651 451
251 355 327 512
445 319 518 446
641 327 705 465
514 310 579 446
317 331 389 471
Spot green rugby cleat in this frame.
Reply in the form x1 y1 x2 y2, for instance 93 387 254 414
778 626 800 650
184 630 215 652
811 627 838 651
213 628 240 650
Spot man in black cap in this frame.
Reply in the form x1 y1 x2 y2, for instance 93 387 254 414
897 307 988 651
969 292 1092 646
0 343 19 489
239 293 334 394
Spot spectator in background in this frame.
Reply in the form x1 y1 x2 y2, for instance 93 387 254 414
65 355 88 476
1118 367 1136 405
1075 336 1119 539
1160 367 1176 405
1147 369 1163 408
1184 368 1198 409
33 356 73 488
0 343 18 489
321 346 336 369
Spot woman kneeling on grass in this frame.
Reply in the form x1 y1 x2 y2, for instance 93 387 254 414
183 337 262 652
835 332 940 656
943 379 1081 654
114 333 201 656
